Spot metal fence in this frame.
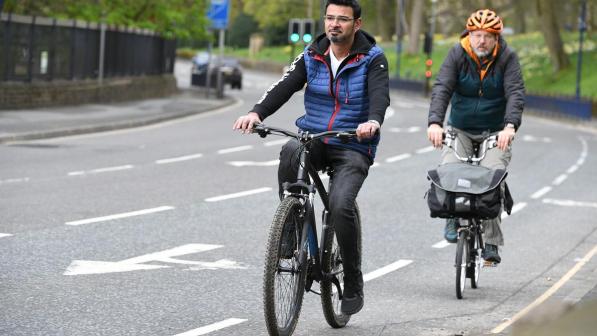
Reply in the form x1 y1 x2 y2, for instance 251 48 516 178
0 13 176 82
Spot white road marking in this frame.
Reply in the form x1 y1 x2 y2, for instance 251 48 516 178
156 153 203 164
530 186 552 199
542 199 597 209
394 102 414 109
217 145 253 154
432 240 451 249
0 177 30 184
385 106 396 119
416 146 435 154
68 165 134 176
552 174 568 185
363 260 414 282
501 202 527 219
385 153 412 163
172 318 248 336
65 206 174 226
264 139 289 147
205 187 272 202
387 127 421 133
521 135 552 143
227 160 279 167
64 244 246 276
491 244 597 334
566 165 579 174
0 233 13 238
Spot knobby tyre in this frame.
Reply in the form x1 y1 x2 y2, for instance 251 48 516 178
320 202 362 328
263 197 308 336
455 230 469 299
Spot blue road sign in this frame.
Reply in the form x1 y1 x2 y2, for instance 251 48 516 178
207 0 230 30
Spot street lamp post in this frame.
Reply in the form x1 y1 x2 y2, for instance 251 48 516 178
575 0 587 100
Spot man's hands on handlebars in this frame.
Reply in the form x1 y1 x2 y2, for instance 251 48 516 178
356 121 379 141
232 112 261 133
427 124 444 149
427 124 514 151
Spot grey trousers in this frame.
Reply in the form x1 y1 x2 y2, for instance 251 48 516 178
441 127 512 246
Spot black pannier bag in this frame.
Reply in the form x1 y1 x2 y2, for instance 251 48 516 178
426 163 514 219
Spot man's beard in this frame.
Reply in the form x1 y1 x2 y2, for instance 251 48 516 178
473 47 491 58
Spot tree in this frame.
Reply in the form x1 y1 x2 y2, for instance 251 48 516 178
535 0 570 73
407 0 425 54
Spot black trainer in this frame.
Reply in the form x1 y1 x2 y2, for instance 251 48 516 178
341 275 364 315
482 244 501 263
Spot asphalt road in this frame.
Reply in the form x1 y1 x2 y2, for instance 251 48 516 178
1 68 596 336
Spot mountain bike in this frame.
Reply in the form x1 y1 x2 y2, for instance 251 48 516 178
253 123 361 336
440 131 503 299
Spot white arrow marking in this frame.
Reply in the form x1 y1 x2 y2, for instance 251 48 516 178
173 318 247 336
65 206 174 226
227 160 279 167
64 244 226 275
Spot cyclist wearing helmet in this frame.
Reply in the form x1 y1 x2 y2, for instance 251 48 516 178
427 9 525 264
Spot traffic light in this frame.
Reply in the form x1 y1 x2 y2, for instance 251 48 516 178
302 19 314 43
288 19 315 44
289 19 301 44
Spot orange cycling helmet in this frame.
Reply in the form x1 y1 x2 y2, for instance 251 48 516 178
466 9 503 34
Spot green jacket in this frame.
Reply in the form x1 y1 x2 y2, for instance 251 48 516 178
428 35 525 134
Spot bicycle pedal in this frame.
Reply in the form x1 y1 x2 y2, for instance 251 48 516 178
483 260 498 267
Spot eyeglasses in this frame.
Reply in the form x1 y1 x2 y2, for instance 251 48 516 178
324 15 355 24
470 32 496 41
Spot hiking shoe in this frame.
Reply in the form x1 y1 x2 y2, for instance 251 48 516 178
444 218 459 243
482 244 501 263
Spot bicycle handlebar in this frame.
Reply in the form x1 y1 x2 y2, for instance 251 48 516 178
253 123 358 143
442 131 498 163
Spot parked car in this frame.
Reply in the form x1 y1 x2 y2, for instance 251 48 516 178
190 52 242 90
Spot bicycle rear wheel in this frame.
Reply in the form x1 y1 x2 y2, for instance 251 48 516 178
455 229 469 299
263 197 308 336
320 202 361 328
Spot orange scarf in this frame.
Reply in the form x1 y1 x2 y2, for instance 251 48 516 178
460 35 499 81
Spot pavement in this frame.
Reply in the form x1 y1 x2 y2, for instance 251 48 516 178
0 88 235 143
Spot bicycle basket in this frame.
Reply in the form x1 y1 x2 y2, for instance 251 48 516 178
425 163 513 219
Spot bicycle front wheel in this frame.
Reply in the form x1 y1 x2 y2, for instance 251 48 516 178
263 197 308 336
320 202 361 328
455 230 469 299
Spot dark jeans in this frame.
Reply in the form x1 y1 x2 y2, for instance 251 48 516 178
278 139 371 289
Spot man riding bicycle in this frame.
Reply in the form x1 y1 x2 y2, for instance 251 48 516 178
427 9 525 264
233 0 389 315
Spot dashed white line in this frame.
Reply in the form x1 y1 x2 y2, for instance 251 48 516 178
566 165 579 174
217 145 253 154
363 260 414 282
385 153 412 163
172 318 247 336
264 139 289 147
432 240 451 249
65 206 175 226
416 146 435 154
0 177 30 184
543 199 597 209
156 154 203 164
227 160 279 167
502 202 527 219
552 174 568 185
0 233 13 238
530 186 552 199
68 165 134 176
205 187 272 202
